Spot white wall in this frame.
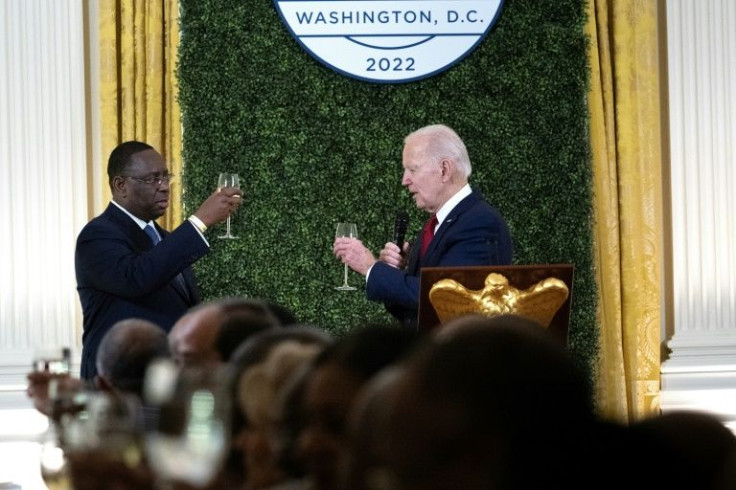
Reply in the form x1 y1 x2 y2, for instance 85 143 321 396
660 0 736 433
0 0 89 414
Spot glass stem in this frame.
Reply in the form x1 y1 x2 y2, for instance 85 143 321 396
343 264 350 286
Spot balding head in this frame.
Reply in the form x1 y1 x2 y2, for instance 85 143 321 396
168 302 225 368
95 318 169 396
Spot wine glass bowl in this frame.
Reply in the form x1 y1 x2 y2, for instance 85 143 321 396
218 172 240 239
143 359 232 489
335 222 358 291
33 346 71 374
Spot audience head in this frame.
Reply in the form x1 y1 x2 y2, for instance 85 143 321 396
169 301 224 368
341 366 407 490
402 124 471 215
227 325 333 488
297 324 420 490
215 297 287 362
629 411 736 490
95 318 169 397
366 314 595 490
170 296 288 368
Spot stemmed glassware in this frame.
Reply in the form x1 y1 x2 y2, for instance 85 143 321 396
335 222 358 291
39 420 72 490
143 359 232 490
218 172 240 239
40 391 144 490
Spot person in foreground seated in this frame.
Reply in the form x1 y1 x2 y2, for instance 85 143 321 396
351 313 607 489
333 124 513 329
29 319 171 490
26 318 170 418
94 317 170 397
628 410 736 489
169 296 285 368
67 318 172 490
296 324 420 490
75 141 242 380
226 326 334 489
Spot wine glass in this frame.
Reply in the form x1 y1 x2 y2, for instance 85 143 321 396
143 359 232 489
217 172 240 239
60 391 149 490
335 222 358 291
33 346 71 374
40 418 72 490
31 346 74 419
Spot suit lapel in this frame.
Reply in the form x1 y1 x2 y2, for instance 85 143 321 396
419 191 482 263
108 206 195 305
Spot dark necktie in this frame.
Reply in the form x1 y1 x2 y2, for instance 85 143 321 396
144 224 188 297
420 215 438 259
144 224 161 246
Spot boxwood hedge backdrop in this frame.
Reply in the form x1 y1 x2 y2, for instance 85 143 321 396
177 0 596 373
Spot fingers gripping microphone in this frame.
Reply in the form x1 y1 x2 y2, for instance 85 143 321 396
393 211 410 253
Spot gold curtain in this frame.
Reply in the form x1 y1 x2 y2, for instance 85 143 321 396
586 0 663 423
99 0 182 229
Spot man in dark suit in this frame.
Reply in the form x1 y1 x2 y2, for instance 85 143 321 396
333 124 513 329
75 141 241 379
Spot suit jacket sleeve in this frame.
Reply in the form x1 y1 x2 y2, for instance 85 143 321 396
365 191 513 311
75 210 209 300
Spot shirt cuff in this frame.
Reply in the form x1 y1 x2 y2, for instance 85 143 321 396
187 216 209 246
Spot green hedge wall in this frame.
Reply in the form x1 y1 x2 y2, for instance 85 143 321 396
177 0 596 373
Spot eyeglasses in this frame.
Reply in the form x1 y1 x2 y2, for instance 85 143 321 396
122 174 175 186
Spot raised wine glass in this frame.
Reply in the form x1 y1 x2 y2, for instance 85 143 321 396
217 172 240 239
335 222 358 291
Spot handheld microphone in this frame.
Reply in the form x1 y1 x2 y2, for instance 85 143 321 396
393 211 410 253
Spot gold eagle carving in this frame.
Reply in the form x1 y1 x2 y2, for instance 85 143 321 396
429 273 569 327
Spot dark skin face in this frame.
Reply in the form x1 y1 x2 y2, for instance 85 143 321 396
111 149 170 222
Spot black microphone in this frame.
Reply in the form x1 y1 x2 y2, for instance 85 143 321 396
393 211 410 253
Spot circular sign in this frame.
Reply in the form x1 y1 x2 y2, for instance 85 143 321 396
273 1 505 83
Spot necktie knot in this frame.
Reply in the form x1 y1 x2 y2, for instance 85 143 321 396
144 224 160 245
420 215 437 258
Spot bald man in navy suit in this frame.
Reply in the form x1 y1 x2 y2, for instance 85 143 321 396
75 141 242 379
333 125 513 330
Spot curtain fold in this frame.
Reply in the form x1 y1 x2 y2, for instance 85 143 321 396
587 0 663 423
98 0 182 229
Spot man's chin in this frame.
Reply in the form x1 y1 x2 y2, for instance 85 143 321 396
151 206 168 219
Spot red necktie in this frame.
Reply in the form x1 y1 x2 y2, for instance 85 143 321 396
420 214 438 258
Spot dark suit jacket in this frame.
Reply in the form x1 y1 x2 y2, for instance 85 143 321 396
366 190 513 329
75 203 209 379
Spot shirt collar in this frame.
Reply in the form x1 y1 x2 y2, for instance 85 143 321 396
435 184 472 226
111 200 156 230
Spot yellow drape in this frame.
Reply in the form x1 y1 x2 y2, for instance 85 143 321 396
587 0 663 423
99 0 182 230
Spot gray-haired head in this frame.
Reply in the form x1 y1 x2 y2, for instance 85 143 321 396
404 124 472 179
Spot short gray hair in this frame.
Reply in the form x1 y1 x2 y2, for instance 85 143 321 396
405 124 472 178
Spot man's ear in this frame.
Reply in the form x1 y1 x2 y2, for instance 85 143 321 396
111 175 127 196
440 158 454 181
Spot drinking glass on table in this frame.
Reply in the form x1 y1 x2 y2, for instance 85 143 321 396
217 172 240 239
29 346 80 420
33 346 71 374
63 392 150 490
335 222 358 291
40 418 72 490
143 359 232 489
